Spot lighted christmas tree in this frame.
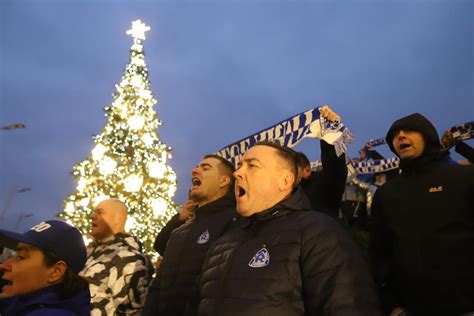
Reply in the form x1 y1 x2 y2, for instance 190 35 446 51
59 20 177 253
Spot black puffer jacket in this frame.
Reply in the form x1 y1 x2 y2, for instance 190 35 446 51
197 188 381 316
142 194 238 316
370 113 474 315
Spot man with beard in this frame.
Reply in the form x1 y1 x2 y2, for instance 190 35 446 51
195 142 381 316
143 155 238 316
369 113 474 316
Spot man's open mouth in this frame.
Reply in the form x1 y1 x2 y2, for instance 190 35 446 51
236 185 246 197
2 278 12 289
192 178 201 187
399 143 411 150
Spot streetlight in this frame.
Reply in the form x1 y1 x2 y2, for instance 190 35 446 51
0 186 32 222
0 123 26 131
14 212 34 230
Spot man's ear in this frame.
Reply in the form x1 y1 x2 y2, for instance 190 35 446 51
47 261 67 284
279 171 295 192
303 166 312 177
114 211 126 229
220 175 231 188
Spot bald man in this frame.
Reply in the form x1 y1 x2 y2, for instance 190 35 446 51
80 199 153 316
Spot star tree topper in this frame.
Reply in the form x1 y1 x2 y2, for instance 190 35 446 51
126 20 151 40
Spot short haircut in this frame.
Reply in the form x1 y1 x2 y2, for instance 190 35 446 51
253 141 298 186
203 154 236 187
295 151 310 168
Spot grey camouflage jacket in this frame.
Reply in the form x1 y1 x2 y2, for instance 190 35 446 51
80 233 153 316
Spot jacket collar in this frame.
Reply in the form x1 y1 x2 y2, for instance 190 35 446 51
398 150 447 174
12 284 90 315
244 187 311 226
195 192 236 219
90 232 142 252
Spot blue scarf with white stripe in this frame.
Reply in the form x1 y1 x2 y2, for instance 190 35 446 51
216 107 354 166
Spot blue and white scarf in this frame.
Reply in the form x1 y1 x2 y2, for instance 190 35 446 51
352 157 400 174
351 121 474 174
216 107 354 166
349 137 400 174
445 121 474 148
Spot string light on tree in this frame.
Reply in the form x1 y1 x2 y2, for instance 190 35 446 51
59 20 178 252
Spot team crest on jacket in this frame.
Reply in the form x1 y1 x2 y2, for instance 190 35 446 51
197 229 210 244
248 248 270 268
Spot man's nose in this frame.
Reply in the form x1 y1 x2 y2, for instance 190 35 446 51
233 168 242 179
396 130 408 139
398 130 407 137
0 258 12 271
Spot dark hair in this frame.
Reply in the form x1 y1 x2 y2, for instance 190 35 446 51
202 154 236 189
42 250 89 299
295 151 310 168
253 141 298 187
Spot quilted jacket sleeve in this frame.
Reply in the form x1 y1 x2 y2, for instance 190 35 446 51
301 216 382 316
111 255 151 315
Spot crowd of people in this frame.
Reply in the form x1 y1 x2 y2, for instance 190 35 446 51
0 107 472 316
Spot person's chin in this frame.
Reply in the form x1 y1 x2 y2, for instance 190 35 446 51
0 285 14 297
90 229 101 240
190 190 202 200
236 205 253 217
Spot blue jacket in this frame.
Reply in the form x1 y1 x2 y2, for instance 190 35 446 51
0 284 90 315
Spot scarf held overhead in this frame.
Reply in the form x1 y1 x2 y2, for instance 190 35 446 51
216 107 354 166
351 121 474 174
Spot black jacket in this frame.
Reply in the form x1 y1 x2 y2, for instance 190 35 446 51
153 212 184 255
300 140 347 219
142 194 238 316
455 141 474 163
196 188 381 316
370 113 474 315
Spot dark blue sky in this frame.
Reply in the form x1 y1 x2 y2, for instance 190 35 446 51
1 0 472 231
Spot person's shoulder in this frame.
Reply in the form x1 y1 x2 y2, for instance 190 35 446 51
108 236 148 261
439 161 474 173
424 161 474 183
289 210 345 235
288 211 356 253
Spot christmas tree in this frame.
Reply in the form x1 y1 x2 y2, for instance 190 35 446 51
59 20 177 253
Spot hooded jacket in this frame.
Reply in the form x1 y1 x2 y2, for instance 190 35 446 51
79 233 153 316
369 113 474 315
0 284 90 315
142 194 238 316
196 188 381 316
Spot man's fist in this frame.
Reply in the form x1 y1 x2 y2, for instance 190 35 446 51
320 105 341 122
178 199 197 222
